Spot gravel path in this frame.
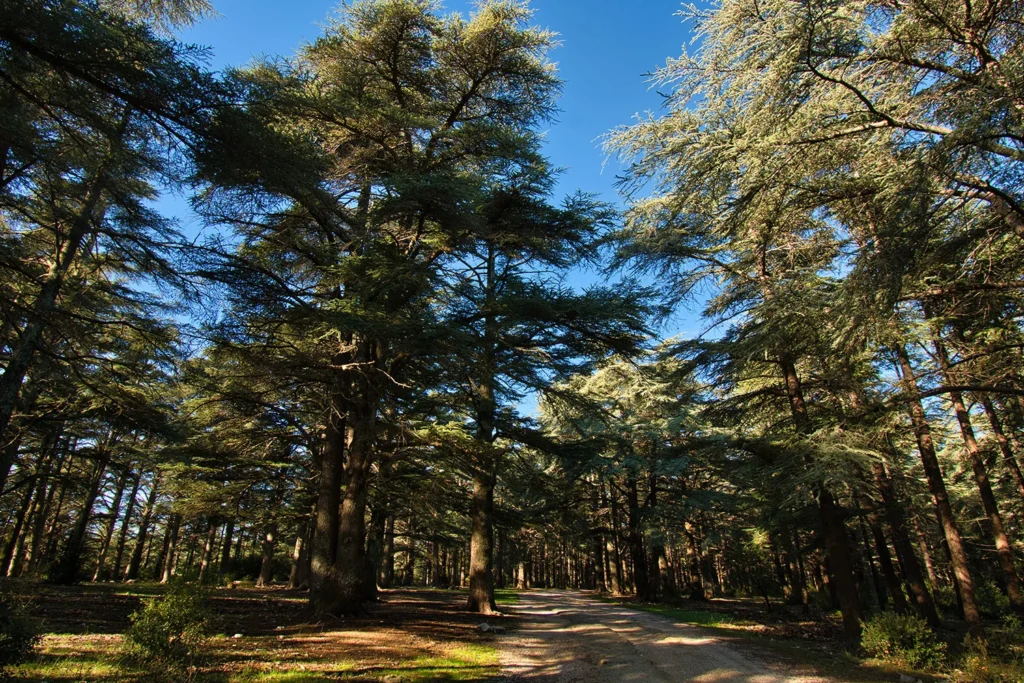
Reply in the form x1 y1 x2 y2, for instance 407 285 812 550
498 590 830 683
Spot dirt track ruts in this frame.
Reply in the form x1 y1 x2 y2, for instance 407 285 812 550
498 590 830 683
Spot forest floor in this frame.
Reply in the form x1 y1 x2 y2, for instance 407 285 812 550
13 583 925 682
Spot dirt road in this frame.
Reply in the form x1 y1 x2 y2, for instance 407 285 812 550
498 591 829 683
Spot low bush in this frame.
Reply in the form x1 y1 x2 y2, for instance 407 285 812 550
952 617 1024 683
0 583 39 677
861 611 946 671
121 581 211 681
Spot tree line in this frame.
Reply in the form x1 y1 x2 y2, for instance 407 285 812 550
2 0 1023 651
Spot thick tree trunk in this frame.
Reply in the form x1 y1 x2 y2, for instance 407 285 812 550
125 476 159 581
309 390 343 606
779 354 862 647
467 245 500 614
895 344 983 634
467 468 497 613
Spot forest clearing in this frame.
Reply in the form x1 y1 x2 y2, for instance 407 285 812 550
2 0 1024 680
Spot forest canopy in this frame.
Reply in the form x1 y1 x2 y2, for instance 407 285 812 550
2 0 1024 661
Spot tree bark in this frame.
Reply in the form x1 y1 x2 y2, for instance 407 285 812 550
894 343 983 634
52 444 111 584
931 338 1024 614
93 467 128 581
159 512 182 584
779 353 862 647
110 469 142 580
309 387 344 606
198 520 218 583
871 462 940 627
125 475 159 581
980 395 1024 500
219 517 235 575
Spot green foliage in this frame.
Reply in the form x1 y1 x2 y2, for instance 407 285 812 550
952 617 1024 683
120 582 211 680
0 584 39 674
861 612 946 671
975 580 1012 619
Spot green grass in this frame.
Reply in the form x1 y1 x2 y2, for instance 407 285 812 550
227 671 342 682
494 589 519 606
374 642 499 682
16 655 122 681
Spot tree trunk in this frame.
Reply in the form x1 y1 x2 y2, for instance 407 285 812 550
256 520 278 587
871 462 940 626
467 244 499 614
93 467 129 581
980 395 1024 500
52 448 110 584
219 517 235 575
125 476 159 581
779 353 862 647
198 520 218 583
894 343 983 634
379 515 395 588
625 474 650 600
110 470 142 580
159 513 182 584
309 389 343 606
288 518 310 589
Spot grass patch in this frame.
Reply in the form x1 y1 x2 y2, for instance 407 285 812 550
16 656 121 682
375 642 498 682
494 589 519 606
227 671 340 682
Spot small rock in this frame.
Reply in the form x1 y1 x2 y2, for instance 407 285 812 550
232 633 243 639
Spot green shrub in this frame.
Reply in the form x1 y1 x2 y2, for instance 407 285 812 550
975 580 1012 618
861 611 947 671
0 583 39 675
121 581 211 680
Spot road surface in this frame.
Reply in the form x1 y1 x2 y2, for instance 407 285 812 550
498 591 829 683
